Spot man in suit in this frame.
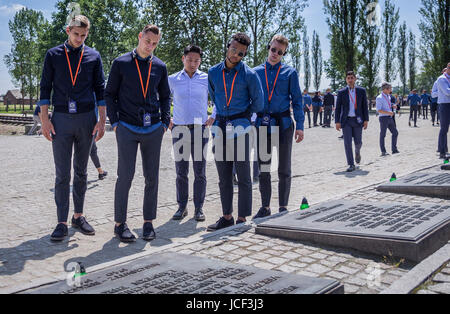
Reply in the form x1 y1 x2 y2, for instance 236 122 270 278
335 71 369 172
323 88 335 128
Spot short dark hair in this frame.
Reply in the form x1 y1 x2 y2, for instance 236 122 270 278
142 24 160 36
346 71 356 78
184 45 203 58
230 33 251 48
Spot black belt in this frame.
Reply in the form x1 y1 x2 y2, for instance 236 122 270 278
257 109 291 126
216 109 251 127
173 124 203 129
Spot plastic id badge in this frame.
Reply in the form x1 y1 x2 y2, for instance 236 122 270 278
226 121 233 133
261 114 271 126
68 100 77 114
143 113 152 127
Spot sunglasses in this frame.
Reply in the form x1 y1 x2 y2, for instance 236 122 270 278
270 47 285 56
229 47 245 58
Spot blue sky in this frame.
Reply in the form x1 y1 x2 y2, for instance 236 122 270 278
0 0 424 95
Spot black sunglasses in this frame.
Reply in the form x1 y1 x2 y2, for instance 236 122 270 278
271 47 285 56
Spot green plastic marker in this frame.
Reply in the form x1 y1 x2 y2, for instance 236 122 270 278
444 158 449 165
74 262 87 278
300 198 309 210
390 173 397 182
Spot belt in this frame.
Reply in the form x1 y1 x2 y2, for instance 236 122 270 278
257 109 291 126
173 124 204 129
216 109 251 127
53 103 95 114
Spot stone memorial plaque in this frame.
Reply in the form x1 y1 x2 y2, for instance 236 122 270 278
23 253 343 294
256 200 450 262
377 172 450 199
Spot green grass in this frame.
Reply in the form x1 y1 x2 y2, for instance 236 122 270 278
0 104 36 114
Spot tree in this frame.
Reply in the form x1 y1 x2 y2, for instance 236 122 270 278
323 0 360 80
303 28 311 91
397 22 408 97
358 0 381 100
283 4 305 77
408 30 417 91
4 8 46 109
382 0 400 82
419 0 450 84
311 31 323 91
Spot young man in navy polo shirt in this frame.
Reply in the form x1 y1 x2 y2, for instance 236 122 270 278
105 25 170 243
39 15 106 242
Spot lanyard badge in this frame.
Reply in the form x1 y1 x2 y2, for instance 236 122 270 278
262 64 282 127
136 58 153 105
65 46 84 113
261 114 271 126
68 99 77 113
143 113 152 127
223 69 238 134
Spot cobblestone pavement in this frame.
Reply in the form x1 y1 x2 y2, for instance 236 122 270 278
0 113 448 294
415 262 450 294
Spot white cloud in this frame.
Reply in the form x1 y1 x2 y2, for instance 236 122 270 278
0 4 26 16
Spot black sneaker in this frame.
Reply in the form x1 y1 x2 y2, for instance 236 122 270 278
172 208 188 220
236 219 246 225
392 150 400 154
279 207 288 213
142 222 156 241
347 165 356 172
355 153 361 164
194 208 205 222
207 217 234 232
381 152 389 157
98 171 108 180
252 207 271 220
51 223 68 242
71 216 95 235
114 223 136 243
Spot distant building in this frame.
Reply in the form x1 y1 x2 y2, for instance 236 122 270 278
3 89 36 107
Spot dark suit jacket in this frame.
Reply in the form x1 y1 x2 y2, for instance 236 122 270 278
335 86 369 127
323 93 335 107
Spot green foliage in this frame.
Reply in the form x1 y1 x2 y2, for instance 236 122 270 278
382 0 400 82
418 0 450 86
311 31 323 91
408 30 417 90
358 0 381 99
4 8 46 109
397 22 408 97
323 0 360 86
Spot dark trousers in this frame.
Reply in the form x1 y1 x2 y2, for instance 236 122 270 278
320 111 323 124
342 117 363 166
114 123 164 223
303 108 311 128
90 141 101 169
214 133 252 218
438 104 450 154
323 106 333 126
313 106 321 126
51 111 96 223
431 103 440 124
409 105 418 126
379 116 398 153
422 105 429 119
257 124 294 208
171 125 208 210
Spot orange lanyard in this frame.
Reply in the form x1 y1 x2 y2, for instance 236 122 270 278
382 94 391 109
135 58 152 100
264 64 282 103
223 69 238 107
64 46 84 87
348 88 357 109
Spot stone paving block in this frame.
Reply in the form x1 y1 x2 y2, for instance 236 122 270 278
325 271 348 280
306 264 331 275
337 266 360 275
427 283 450 294
277 265 298 274
267 257 289 265
253 262 277 270
433 273 450 283
237 257 258 266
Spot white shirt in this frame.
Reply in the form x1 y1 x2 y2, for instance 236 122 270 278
168 69 216 125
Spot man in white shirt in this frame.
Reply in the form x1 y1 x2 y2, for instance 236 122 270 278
168 45 215 221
